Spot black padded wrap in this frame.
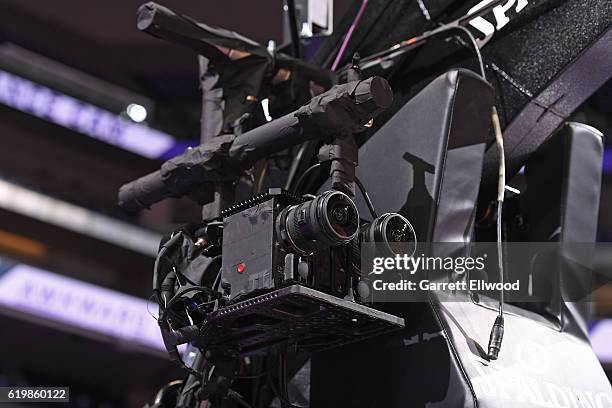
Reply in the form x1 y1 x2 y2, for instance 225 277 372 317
228 77 393 166
137 2 264 58
296 76 393 137
118 77 392 211
161 134 240 189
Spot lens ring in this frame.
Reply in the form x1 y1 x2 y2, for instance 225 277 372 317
277 191 359 254
362 213 417 257
278 205 313 256
317 191 359 244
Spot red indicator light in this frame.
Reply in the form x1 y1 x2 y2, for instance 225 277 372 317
237 263 245 273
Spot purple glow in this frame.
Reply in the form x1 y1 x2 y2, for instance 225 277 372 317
160 139 198 161
604 148 612 174
0 264 164 351
590 319 612 363
0 69 176 159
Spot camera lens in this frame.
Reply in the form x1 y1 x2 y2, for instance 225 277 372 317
361 213 416 256
277 190 359 255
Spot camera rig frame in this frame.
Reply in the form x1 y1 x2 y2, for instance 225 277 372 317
119 8 416 403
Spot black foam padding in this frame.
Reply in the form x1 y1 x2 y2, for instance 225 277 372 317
349 69 493 243
521 122 604 335
524 123 603 245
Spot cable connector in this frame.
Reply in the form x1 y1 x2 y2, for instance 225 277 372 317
487 315 504 360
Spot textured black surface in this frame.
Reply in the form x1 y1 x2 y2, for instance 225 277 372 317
316 0 612 197
485 0 612 123
220 188 306 217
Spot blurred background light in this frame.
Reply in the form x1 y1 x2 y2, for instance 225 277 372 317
0 69 174 159
0 263 164 353
591 319 612 363
0 178 161 256
126 103 148 123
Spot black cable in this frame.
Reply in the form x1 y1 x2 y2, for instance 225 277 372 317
159 286 217 339
175 268 200 288
285 142 311 190
354 176 378 219
158 286 217 379
236 370 273 380
431 19 505 361
161 286 219 316
355 21 489 84
448 25 486 81
293 164 378 220
228 390 253 408
422 17 505 361
496 200 504 314
210 256 223 292
419 24 485 81
263 356 304 408
275 351 307 408
351 0 507 74
487 107 506 360
153 231 184 303
293 162 324 194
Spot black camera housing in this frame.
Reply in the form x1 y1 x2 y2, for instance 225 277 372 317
220 188 358 301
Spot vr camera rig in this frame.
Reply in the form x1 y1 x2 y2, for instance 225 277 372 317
120 75 419 406
119 0 612 405
117 3 514 406
115 0 612 406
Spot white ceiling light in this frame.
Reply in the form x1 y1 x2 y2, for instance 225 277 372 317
126 103 148 123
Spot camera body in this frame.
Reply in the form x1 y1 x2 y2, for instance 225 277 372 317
220 188 360 301
220 188 417 303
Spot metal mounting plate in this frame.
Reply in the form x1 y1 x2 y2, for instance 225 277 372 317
198 285 404 356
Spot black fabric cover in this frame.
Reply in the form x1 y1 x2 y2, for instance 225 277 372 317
520 122 604 336
315 0 612 206
350 69 492 243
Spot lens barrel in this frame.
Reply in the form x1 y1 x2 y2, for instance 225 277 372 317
277 190 359 255
361 213 416 256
